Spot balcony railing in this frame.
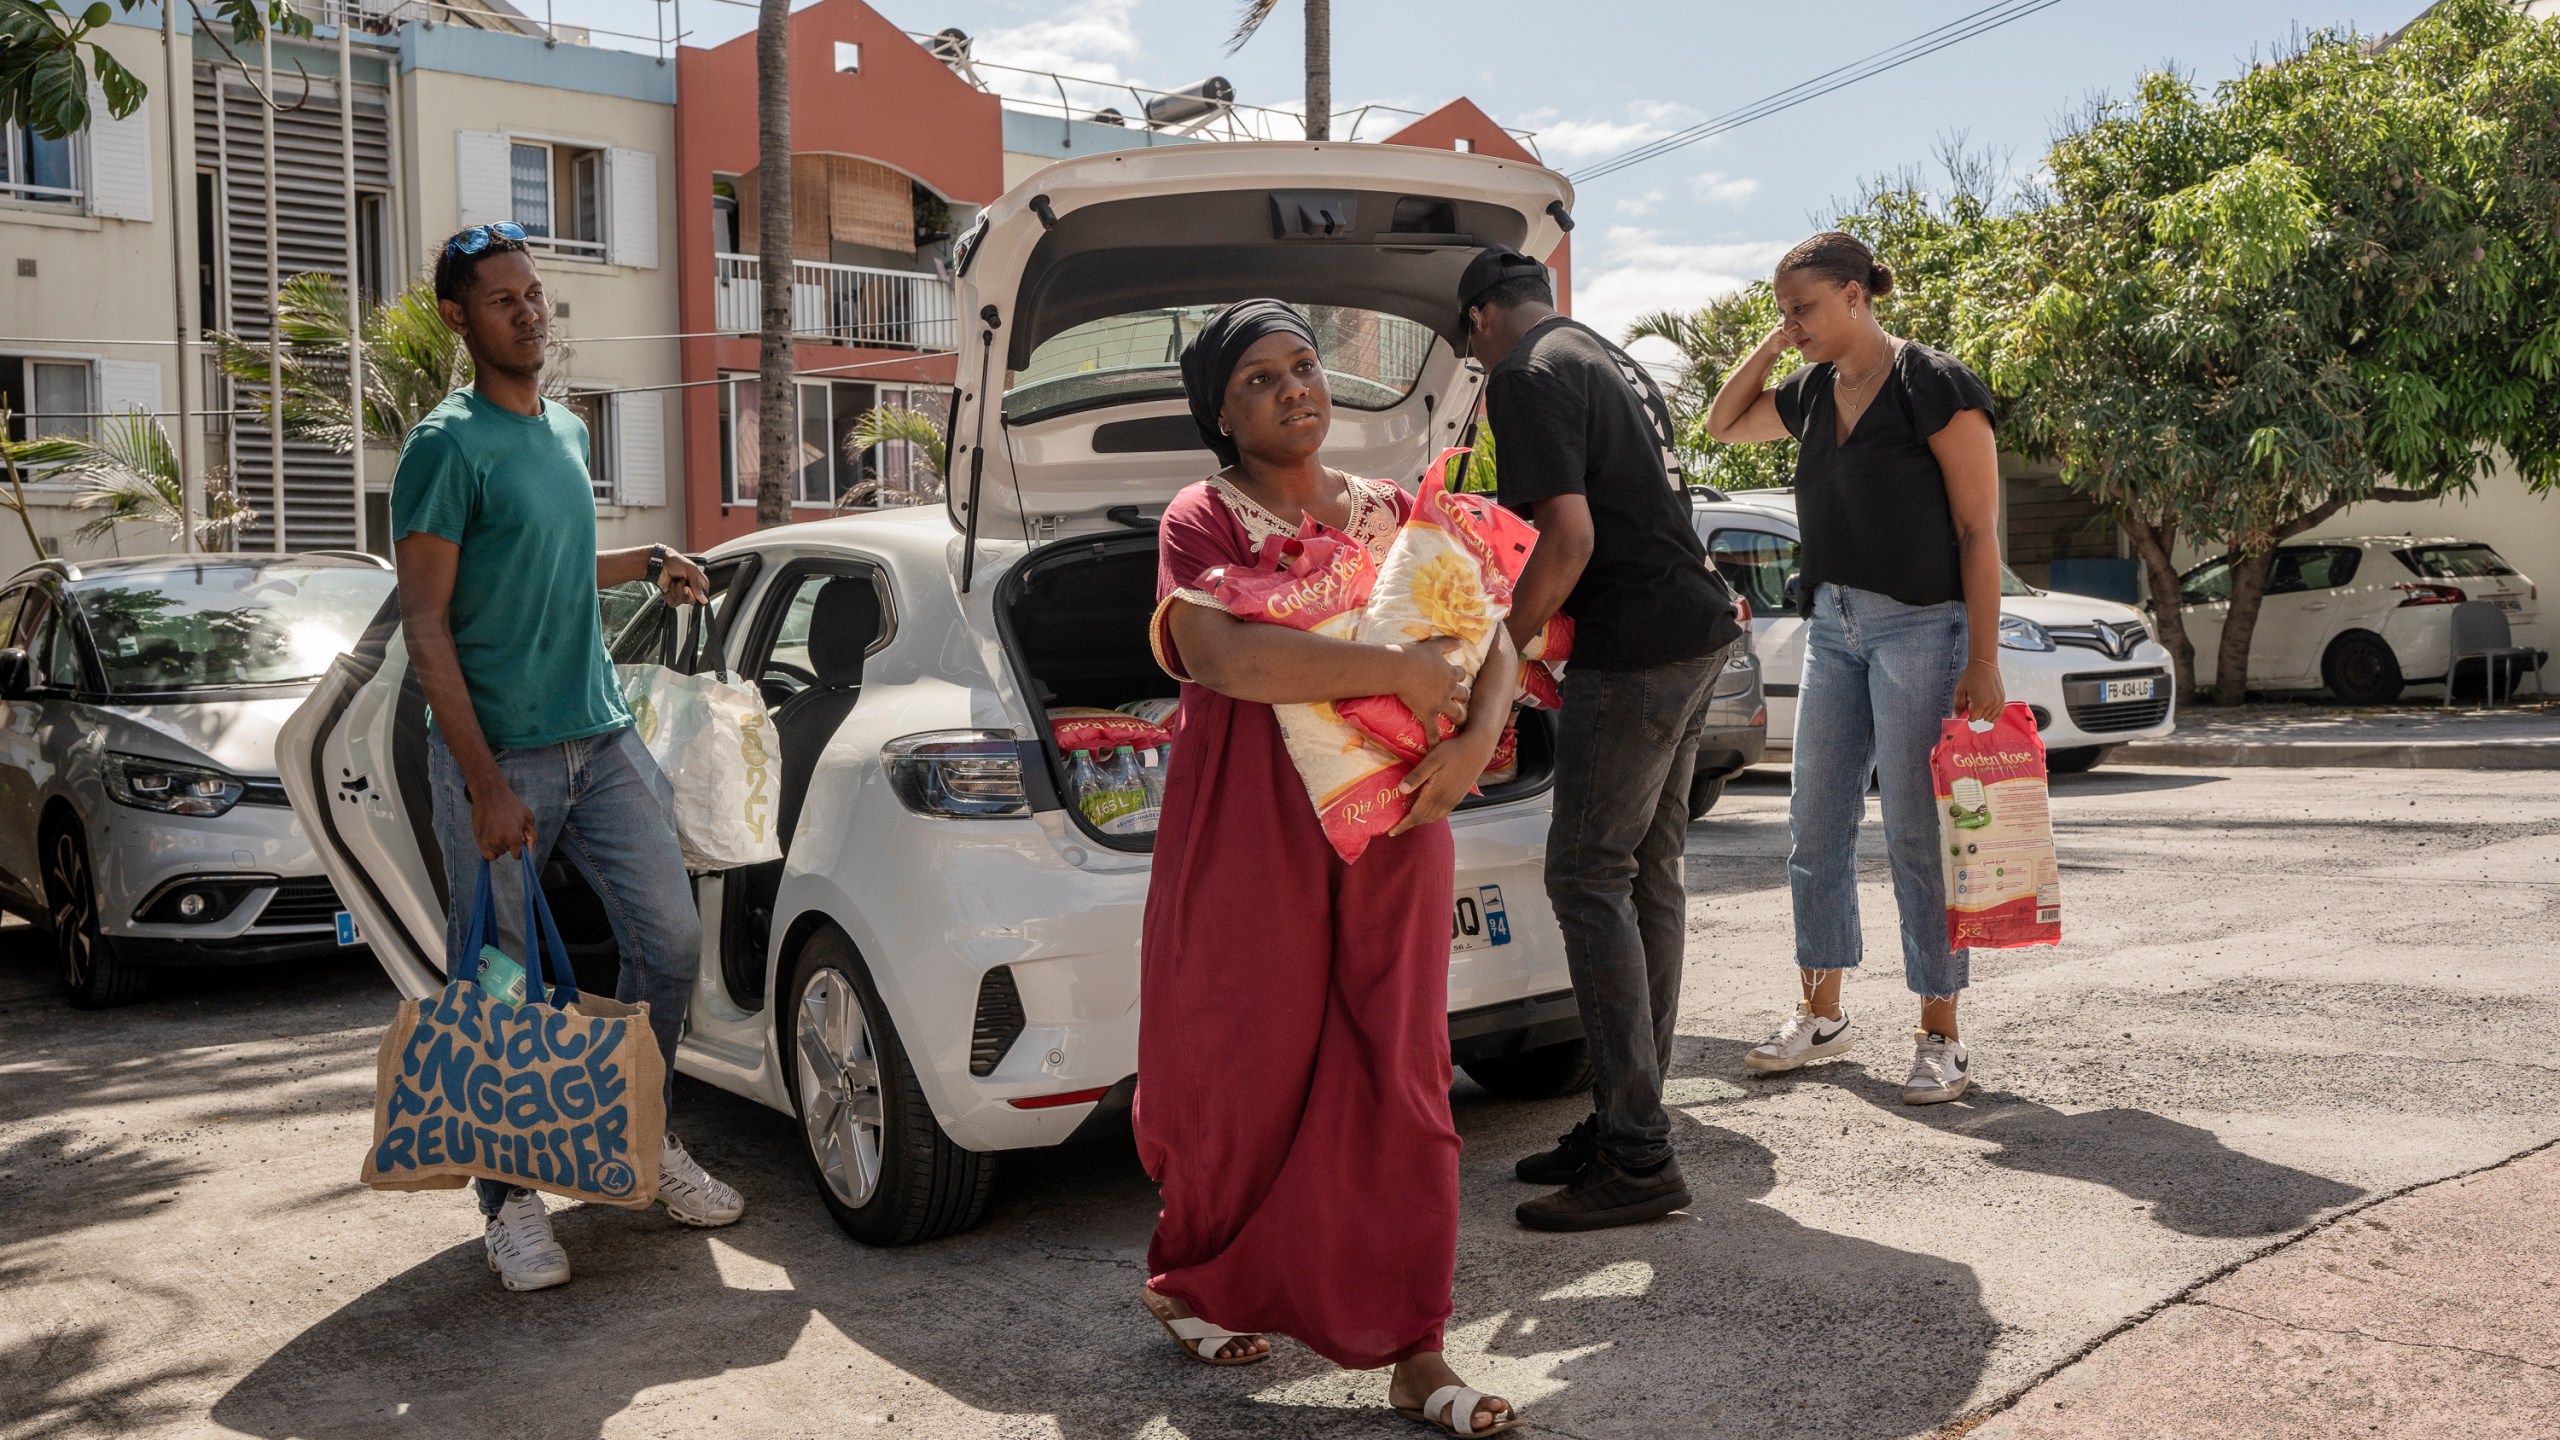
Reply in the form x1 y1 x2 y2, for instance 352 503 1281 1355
714 254 959 353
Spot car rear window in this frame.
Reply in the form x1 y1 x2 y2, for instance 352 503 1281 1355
2398 543 2516 579
1002 304 1435 425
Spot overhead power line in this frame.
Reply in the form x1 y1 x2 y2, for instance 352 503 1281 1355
1567 0 2067 187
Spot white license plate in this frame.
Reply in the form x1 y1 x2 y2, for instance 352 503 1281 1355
1451 884 1512 953
2101 677 2157 703
2493 596 2522 612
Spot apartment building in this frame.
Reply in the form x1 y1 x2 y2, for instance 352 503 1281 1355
0 0 681 568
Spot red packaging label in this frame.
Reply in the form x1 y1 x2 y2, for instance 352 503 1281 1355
1932 701 2062 950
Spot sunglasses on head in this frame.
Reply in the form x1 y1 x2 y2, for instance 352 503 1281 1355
446 222 528 256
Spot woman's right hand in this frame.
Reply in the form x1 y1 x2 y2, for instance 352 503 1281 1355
1392 638 1470 732
1758 323 1796 358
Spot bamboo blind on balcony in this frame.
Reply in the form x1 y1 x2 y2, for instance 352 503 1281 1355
735 157 915 261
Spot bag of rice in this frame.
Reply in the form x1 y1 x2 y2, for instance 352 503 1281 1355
1513 614 1573 711
1116 697 1182 731
1199 517 1415 862
1479 725 1520 786
1334 466 1539 761
1051 707 1172 755
1933 702 2062 949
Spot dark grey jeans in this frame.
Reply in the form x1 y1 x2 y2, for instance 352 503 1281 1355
1545 641 1735 1172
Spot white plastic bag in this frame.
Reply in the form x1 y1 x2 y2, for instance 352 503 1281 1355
618 663 783 871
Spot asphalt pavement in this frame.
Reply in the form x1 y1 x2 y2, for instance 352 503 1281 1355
2 762 2554 1440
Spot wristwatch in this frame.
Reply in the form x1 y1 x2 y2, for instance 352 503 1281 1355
645 543 670 586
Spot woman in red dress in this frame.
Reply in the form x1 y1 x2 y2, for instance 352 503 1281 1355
1137 300 1526 1437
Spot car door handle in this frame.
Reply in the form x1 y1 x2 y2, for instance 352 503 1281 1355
2303 602 2329 611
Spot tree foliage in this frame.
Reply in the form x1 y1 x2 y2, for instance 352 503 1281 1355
1 0 306 140
1627 2 2560 703
10 410 253 547
1628 284 1801 493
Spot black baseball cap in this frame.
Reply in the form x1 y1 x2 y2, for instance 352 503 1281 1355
1459 245 1547 313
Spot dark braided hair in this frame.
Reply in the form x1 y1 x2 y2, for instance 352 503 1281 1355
432 225 534 305
1777 230 1894 299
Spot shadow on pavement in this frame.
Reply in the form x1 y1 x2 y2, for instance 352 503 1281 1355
207 1082 1998 1439
1699 1036 2365 1238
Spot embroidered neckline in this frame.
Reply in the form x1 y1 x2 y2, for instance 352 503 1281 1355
1208 471 1399 553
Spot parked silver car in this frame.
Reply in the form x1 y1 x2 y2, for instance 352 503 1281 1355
0 553 395 1006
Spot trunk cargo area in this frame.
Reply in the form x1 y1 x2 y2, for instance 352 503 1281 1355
998 531 1555 853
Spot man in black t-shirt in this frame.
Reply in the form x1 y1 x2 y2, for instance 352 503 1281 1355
1465 246 1742 1233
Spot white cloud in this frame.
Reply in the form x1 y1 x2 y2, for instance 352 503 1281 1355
1615 188 1665 217
972 0 1146 111
1691 170 1759 206
1571 226 1791 357
1516 100 1696 164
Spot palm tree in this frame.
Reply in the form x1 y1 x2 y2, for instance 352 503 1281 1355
212 273 561 450
1626 282 1801 493
754 0 795 528
1229 0 1330 141
836 404 947 509
9 412 255 549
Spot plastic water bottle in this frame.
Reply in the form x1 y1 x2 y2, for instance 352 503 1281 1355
1097 746 1151 835
1138 747 1166 816
1068 748 1106 824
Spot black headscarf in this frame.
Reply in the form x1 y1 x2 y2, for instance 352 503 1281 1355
1180 299 1321 467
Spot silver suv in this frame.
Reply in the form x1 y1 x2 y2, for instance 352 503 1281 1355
0 554 394 1005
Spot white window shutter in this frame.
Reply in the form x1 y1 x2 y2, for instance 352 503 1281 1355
455 130 514 227
607 148 658 268
95 360 164 422
86 88 152 221
613 390 665 506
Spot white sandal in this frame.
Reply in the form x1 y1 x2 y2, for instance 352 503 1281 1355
1140 1287 1268 1366
1397 1385 1523 1436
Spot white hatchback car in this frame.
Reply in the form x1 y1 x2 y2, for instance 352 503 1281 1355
1691 489 2177 771
280 143 1588 1245
2175 536 2546 704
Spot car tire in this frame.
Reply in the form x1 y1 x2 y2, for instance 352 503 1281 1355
2046 746 2111 775
784 927 995 1246
46 823 147 1008
1687 771 1727 821
2322 631 2403 705
1461 1038 1596 1101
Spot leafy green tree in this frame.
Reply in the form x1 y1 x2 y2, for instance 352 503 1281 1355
1978 0 2560 701
2 0 306 140
838 403 947 506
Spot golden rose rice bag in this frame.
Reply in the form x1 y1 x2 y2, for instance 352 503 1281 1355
1933 701 2063 949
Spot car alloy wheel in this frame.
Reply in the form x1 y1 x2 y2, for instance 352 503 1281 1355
50 831 97 993
795 966 886 1209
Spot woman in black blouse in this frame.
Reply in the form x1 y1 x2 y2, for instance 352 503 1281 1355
1705 231 2006 1105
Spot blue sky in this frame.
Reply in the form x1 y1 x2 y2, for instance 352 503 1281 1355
564 0 2422 354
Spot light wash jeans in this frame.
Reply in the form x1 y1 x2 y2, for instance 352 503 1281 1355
427 725 701 1215
1546 641 1738 1172
1789 584 1970 998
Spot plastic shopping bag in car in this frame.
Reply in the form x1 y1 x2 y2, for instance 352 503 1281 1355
1513 614 1574 711
619 659 782 871
1199 516 1415 862
1933 701 2062 949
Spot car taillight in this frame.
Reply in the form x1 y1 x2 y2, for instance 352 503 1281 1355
1734 596 1753 626
881 731 1030 818
2394 583 2465 606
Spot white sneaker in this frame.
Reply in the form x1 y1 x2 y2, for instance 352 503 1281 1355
1902 1031 1971 1104
657 1134 745 1227
484 1188 571 1291
1744 1002 1857 1073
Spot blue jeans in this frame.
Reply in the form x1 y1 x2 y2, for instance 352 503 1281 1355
1789 584 1970 998
1546 643 1736 1172
427 725 701 1215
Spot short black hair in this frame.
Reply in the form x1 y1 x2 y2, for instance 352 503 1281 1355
1472 272 1553 313
432 226 534 305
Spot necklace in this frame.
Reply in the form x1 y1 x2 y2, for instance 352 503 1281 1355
1835 342 1898 398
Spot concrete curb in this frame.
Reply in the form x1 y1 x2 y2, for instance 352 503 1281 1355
2114 739 2560 770
1929 1131 2560 1439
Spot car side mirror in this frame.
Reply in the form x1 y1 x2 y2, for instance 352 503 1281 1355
1781 572 1804 611
0 649 29 700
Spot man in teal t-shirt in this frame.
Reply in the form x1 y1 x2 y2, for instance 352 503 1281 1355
391 224 744 1293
